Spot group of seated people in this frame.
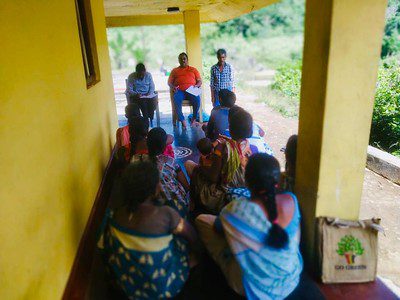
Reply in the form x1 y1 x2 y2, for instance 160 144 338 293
125 52 202 129
126 50 234 129
103 62 301 299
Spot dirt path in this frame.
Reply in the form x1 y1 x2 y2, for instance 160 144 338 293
236 93 298 165
236 89 400 290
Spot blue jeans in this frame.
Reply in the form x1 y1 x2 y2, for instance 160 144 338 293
174 90 200 122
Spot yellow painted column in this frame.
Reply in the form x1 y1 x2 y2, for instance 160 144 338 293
296 0 387 266
183 10 204 122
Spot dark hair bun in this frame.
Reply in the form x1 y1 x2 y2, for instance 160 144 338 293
267 224 289 249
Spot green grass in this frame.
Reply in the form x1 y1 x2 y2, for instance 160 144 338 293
241 81 299 118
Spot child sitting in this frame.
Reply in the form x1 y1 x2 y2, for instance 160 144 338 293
280 134 298 192
116 103 141 149
117 116 149 163
102 161 197 299
205 89 236 141
197 138 214 167
118 115 175 162
223 106 273 155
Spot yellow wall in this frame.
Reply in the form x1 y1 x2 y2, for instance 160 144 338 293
0 1 117 299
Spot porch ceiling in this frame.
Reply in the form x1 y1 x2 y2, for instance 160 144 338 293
104 0 279 27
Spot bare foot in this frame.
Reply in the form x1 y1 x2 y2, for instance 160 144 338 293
181 120 187 129
191 120 200 127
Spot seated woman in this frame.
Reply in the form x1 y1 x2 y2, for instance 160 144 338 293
223 106 273 155
205 89 236 141
188 107 253 214
119 116 149 162
168 52 202 129
280 134 298 192
103 161 197 299
131 127 190 217
116 103 141 149
196 153 303 299
119 116 174 162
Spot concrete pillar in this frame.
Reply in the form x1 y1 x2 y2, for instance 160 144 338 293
183 10 203 122
296 0 387 266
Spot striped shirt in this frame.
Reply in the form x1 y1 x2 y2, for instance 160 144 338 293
210 63 235 91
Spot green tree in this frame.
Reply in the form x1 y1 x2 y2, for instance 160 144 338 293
336 235 364 256
214 0 305 39
107 28 150 70
108 30 132 69
271 60 302 99
370 59 400 156
381 0 400 58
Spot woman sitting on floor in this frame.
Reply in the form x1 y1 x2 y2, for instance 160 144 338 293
116 103 141 149
117 116 149 163
196 153 303 299
280 134 298 192
205 89 236 141
205 91 273 155
119 116 175 162
103 161 197 299
223 106 273 155
131 127 190 217
187 106 253 214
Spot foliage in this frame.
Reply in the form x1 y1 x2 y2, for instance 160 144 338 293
270 60 302 99
214 0 305 39
216 10 265 38
252 86 299 117
370 58 400 155
336 235 364 256
107 26 185 71
381 0 400 58
108 30 137 69
202 59 214 82
200 0 305 70
107 28 151 69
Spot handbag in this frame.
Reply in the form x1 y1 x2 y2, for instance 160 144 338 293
317 217 383 283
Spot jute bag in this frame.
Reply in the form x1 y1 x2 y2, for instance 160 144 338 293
317 217 383 283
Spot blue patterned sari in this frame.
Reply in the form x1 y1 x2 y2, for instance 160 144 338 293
103 218 189 299
220 188 303 300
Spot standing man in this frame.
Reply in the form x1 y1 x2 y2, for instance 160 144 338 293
168 52 202 129
126 63 158 126
210 49 235 107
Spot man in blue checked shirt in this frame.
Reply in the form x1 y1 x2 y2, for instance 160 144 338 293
210 49 235 107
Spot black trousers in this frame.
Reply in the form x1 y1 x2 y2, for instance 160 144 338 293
129 95 158 121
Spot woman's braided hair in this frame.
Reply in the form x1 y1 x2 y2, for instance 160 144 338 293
121 161 159 212
147 127 167 160
128 116 149 159
245 153 288 249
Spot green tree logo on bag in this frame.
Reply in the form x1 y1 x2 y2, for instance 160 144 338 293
336 235 364 265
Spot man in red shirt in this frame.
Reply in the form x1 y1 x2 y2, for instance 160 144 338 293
168 52 202 128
